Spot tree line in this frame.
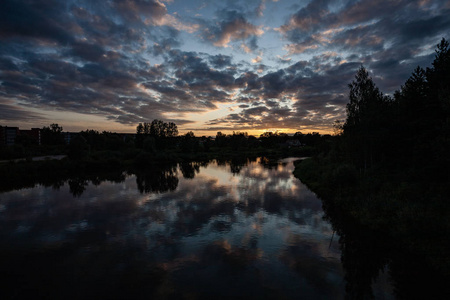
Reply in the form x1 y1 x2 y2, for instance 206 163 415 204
2 118 332 161
295 38 450 219
334 38 450 184
293 38 450 299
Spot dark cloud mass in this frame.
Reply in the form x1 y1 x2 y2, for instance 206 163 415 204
0 100 44 121
0 0 449 133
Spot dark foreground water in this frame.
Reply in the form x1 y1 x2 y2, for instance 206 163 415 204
0 158 394 299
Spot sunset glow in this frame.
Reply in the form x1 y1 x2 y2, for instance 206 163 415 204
1 0 449 135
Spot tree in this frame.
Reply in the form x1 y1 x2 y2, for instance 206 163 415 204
68 135 88 160
180 131 198 152
150 120 164 138
395 66 429 150
185 131 195 138
230 131 248 150
215 132 227 147
343 67 391 169
136 120 178 149
41 123 64 145
333 120 344 136
166 122 178 138
344 66 385 132
135 123 144 148
426 38 450 118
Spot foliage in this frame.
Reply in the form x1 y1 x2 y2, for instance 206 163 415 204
180 131 198 153
41 123 65 145
294 38 450 285
136 119 178 149
68 134 89 160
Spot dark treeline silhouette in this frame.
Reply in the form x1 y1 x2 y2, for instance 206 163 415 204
338 39 449 177
41 123 65 146
295 38 450 298
328 38 450 187
2 118 332 163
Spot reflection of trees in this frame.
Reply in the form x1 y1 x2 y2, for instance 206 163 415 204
216 157 254 174
67 172 126 197
257 157 280 170
68 178 89 197
0 161 127 196
90 172 125 186
135 165 178 194
340 228 389 299
322 199 449 299
67 172 127 197
179 162 201 179
322 200 391 299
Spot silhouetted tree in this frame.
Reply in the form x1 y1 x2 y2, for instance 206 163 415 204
215 132 228 147
343 66 391 169
68 135 89 160
135 123 144 148
230 131 248 150
200 136 213 152
136 120 178 150
180 131 198 153
149 119 178 138
41 123 65 145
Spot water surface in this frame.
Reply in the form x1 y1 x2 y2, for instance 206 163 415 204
0 158 383 299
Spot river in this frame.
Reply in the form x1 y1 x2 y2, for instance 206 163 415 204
0 157 395 299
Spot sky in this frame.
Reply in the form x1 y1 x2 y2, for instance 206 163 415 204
1 0 449 136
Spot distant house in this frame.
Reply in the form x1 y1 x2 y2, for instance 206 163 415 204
286 139 303 147
118 133 136 142
63 132 80 145
19 128 41 145
0 126 20 146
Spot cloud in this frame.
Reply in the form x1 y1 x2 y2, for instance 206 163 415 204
255 1 266 17
276 0 333 35
284 43 319 55
276 55 292 64
0 0 239 126
198 9 264 49
208 54 233 69
112 0 198 32
205 58 358 131
252 56 262 63
0 100 45 122
1 0 449 133
276 0 450 95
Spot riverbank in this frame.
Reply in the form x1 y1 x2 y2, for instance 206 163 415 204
0 147 305 194
0 154 67 164
293 158 450 286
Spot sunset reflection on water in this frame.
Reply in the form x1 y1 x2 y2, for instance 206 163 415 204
0 158 348 299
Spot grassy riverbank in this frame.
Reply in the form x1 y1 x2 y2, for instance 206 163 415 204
293 154 450 282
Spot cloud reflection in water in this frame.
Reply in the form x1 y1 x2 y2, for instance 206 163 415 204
0 158 345 299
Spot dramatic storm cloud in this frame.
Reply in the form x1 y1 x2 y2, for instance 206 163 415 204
1 0 449 134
